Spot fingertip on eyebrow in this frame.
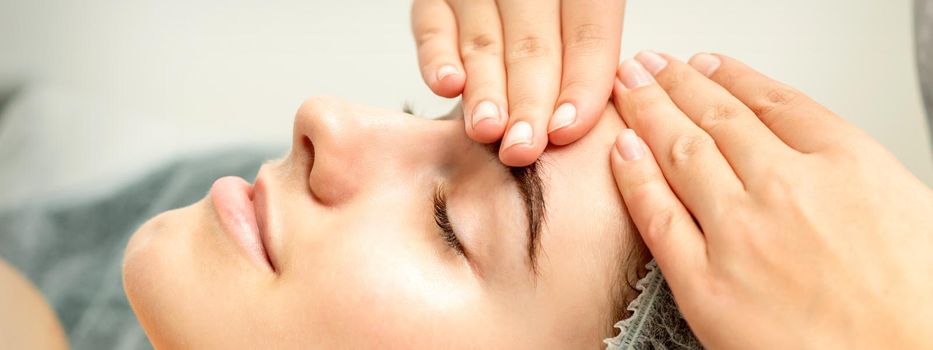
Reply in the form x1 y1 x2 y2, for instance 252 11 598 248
479 140 549 275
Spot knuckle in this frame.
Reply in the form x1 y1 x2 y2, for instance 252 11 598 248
415 27 444 47
699 103 741 131
620 95 679 132
564 24 609 53
506 36 554 63
462 84 501 102
461 34 502 59
643 208 677 243
660 68 691 92
508 94 546 112
625 91 668 116
713 68 743 91
623 169 664 196
824 141 875 171
754 168 797 204
560 76 601 94
668 133 715 166
751 86 802 118
703 275 730 300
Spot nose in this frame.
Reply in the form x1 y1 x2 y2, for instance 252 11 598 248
288 96 461 205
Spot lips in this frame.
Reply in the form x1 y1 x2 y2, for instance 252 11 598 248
209 176 275 272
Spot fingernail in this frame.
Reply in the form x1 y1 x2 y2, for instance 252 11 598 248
503 121 533 149
635 51 668 75
615 129 644 161
689 53 721 77
471 101 500 128
436 65 459 81
548 103 577 133
619 59 653 89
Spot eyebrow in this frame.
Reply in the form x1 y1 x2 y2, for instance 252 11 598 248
482 143 547 273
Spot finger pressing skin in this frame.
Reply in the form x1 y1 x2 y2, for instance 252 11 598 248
411 0 465 98
450 0 509 143
548 0 626 145
610 128 707 295
633 51 793 181
691 53 858 153
497 0 562 166
613 59 745 224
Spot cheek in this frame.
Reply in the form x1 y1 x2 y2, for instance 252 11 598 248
274 217 485 346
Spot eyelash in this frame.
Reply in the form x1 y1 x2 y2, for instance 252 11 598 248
433 186 465 256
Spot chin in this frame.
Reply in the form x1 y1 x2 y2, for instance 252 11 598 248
122 203 203 344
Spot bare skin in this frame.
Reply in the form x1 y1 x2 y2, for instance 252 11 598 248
0 260 68 350
122 98 640 349
6 47 929 348
411 0 627 166
0 99 639 349
610 52 933 349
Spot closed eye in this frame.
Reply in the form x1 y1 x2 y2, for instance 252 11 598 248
433 185 465 256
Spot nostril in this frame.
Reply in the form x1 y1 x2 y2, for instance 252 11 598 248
302 135 324 203
302 136 315 175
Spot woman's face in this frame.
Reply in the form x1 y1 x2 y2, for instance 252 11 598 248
123 97 635 349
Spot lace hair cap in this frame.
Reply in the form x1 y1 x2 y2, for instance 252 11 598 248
604 260 703 350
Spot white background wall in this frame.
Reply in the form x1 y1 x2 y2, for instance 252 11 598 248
1 0 930 197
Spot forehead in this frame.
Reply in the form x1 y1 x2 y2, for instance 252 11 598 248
536 106 629 292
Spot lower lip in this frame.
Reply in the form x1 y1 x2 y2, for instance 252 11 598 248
209 176 272 271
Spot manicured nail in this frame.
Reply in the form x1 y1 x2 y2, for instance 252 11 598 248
471 101 500 128
503 121 533 149
619 59 653 89
689 53 721 77
615 129 644 161
548 103 577 133
436 65 459 82
635 51 668 75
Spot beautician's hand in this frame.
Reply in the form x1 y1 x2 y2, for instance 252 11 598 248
609 52 933 349
411 0 626 166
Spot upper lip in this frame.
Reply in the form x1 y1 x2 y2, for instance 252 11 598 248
253 166 277 272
